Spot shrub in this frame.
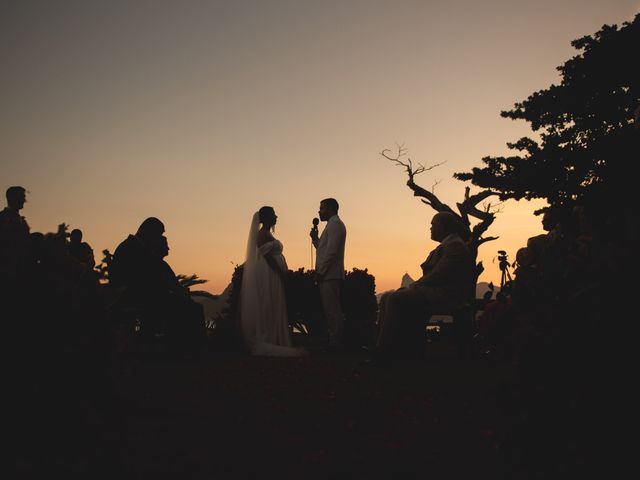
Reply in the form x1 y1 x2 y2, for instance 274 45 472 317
217 265 378 349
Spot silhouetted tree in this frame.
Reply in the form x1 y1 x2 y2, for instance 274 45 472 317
285 267 323 338
56 222 70 240
95 249 112 282
382 144 500 279
342 268 378 348
454 15 639 222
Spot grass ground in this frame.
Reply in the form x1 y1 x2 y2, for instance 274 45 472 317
12 335 602 479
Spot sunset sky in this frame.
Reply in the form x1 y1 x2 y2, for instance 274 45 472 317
2 0 638 295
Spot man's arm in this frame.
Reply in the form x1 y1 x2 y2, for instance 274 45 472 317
413 242 471 287
258 238 287 281
264 252 287 280
310 228 319 248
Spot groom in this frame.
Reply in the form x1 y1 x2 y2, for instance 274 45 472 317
310 198 347 350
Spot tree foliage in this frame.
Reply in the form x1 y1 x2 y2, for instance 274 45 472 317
176 273 208 290
454 15 639 215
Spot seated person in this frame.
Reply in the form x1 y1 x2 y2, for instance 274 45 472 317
152 235 206 350
110 218 204 356
109 217 166 301
373 211 475 361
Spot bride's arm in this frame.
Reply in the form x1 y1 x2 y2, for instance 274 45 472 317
258 230 287 280
264 252 287 281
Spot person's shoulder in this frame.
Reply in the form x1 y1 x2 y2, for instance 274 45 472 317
443 235 467 249
331 215 346 230
113 234 137 253
117 235 134 246
160 259 177 275
0 208 16 222
441 237 471 259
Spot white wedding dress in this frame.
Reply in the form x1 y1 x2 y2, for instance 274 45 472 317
240 213 305 357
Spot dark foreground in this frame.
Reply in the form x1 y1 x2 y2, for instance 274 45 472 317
11 339 605 479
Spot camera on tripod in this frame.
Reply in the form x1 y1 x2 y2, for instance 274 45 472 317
497 250 510 270
497 250 512 287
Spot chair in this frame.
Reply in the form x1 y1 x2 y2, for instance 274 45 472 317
425 276 478 360
426 303 475 359
101 285 164 355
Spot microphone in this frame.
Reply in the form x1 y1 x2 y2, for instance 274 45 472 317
310 218 319 269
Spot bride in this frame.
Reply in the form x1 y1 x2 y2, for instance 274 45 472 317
239 206 307 357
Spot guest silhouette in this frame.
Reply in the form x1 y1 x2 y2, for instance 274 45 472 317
68 228 96 269
152 235 206 356
0 186 30 280
372 211 475 363
110 217 166 298
110 219 204 358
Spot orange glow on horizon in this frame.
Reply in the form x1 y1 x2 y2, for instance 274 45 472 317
2 2 634 296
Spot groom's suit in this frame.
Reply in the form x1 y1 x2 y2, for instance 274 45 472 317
315 214 347 346
315 215 346 281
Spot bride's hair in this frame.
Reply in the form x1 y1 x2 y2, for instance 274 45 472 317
258 206 276 232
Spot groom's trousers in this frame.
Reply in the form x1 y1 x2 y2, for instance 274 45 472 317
319 279 344 346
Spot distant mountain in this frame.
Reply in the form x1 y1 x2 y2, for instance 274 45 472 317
376 276 500 303
400 273 414 288
375 273 414 302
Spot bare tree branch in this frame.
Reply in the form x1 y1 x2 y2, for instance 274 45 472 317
382 144 503 279
477 236 499 245
381 145 446 183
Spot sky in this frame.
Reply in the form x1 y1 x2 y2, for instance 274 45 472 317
2 0 638 295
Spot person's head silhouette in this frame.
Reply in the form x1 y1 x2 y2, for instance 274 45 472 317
70 228 83 245
516 246 535 268
135 217 165 248
430 211 467 242
136 217 164 236
318 198 339 221
258 206 277 231
5 186 27 211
